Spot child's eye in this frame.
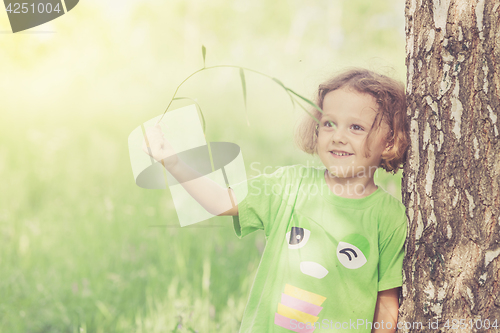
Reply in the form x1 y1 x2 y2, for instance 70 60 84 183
351 124 364 131
321 121 335 129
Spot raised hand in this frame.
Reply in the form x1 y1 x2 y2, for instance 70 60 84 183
142 123 179 169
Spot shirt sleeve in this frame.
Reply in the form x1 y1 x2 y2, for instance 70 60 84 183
377 207 408 292
230 166 294 239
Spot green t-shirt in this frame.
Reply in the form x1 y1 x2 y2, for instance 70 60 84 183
231 165 407 332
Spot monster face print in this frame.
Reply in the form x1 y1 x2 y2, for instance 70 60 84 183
336 234 370 269
275 213 372 331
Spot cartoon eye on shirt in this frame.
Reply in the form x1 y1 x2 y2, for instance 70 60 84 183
336 234 370 269
285 220 328 279
286 227 311 249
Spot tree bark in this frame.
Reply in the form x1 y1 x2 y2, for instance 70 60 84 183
400 0 500 332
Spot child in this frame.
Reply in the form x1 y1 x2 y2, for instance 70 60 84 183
143 68 409 332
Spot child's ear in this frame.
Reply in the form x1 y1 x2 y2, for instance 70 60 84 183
382 130 394 155
381 137 394 158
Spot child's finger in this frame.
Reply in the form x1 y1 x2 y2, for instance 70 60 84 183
144 127 160 142
155 119 165 127
154 123 167 136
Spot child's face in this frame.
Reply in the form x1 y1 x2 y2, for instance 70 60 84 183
316 88 390 180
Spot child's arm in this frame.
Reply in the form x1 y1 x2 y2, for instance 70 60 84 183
372 288 399 333
142 124 238 216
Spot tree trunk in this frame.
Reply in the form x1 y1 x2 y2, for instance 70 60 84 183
400 0 500 332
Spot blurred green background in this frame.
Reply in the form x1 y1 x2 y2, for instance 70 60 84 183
0 0 405 332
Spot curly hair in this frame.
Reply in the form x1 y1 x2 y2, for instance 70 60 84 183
294 68 409 173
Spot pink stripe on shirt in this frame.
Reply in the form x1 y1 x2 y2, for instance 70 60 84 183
280 293 323 316
274 313 316 333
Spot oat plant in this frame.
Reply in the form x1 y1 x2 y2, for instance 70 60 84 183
158 45 323 132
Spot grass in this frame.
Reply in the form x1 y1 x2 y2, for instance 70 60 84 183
0 109 264 333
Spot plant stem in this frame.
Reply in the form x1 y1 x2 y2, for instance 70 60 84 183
157 65 287 123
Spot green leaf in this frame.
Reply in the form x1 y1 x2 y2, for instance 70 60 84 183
240 68 247 108
202 45 206 67
287 91 296 107
239 68 250 126
295 99 322 125
271 77 286 88
272 77 296 108
286 88 323 115
173 97 207 134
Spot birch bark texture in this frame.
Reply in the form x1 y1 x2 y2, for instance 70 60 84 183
400 0 500 331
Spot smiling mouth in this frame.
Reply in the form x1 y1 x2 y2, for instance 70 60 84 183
330 151 353 157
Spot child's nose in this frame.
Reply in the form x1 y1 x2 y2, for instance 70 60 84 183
331 127 348 144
